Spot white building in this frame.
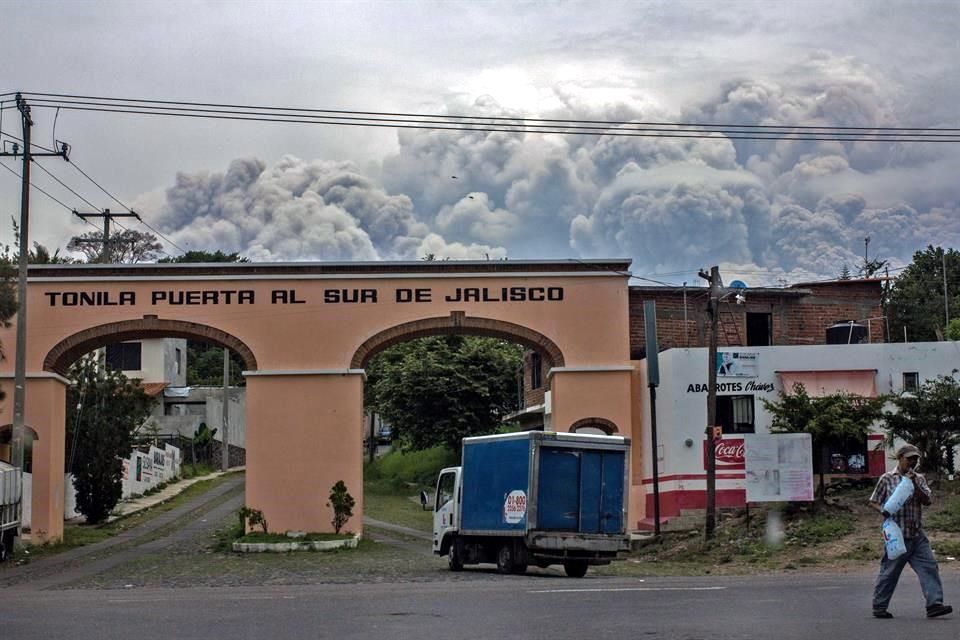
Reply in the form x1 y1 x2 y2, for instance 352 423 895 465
637 342 958 530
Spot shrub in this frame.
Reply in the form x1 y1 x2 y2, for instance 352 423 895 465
239 506 268 534
327 481 355 534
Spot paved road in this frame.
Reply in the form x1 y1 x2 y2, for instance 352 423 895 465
2 477 958 639
2 572 958 639
0 474 244 590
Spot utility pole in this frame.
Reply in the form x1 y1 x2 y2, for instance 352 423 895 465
884 265 891 343
864 236 870 275
943 249 950 332
222 349 230 471
698 265 721 541
71 209 141 262
0 94 69 524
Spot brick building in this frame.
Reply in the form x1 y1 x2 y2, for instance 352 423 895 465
512 278 885 429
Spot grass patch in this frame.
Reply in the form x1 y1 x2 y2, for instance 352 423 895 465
931 539 960 558
180 463 218 480
363 489 433 532
927 494 960 532
786 512 855 544
364 446 456 491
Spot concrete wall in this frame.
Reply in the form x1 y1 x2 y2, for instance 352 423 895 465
22 444 181 528
157 387 246 448
110 338 186 386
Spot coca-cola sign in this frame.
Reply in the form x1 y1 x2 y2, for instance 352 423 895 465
702 438 745 470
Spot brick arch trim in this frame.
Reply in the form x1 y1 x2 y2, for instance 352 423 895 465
43 316 258 376
350 312 565 369
568 417 619 434
0 423 40 440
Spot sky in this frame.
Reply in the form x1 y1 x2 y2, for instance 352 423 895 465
2 0 959 286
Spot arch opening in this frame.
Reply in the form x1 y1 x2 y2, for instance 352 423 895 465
351 313 565 370
43 317 258 376
0 423 40 472
569 417 619 435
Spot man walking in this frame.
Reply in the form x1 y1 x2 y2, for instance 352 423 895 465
870 443 952 619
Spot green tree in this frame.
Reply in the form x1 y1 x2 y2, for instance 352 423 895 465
68 229 163 263
762 383 886 500
838 264 852 280
947 319 960 341
883 374 960 475
365 336 524 455
158 250 248 263
186 343 245 386
888 246 960 342
66 356 156 523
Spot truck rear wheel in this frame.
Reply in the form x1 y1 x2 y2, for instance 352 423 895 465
563 560 588 578
496 543 517 574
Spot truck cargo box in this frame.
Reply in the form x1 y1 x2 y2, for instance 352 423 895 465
460 431 629 536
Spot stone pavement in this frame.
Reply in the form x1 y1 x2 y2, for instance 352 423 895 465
108 466 245 521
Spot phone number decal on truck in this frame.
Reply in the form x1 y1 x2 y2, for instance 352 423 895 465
503 490 527 524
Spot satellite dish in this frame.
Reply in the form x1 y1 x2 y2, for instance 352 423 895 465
729 280 748 289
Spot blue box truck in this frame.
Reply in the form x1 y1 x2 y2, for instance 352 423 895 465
432 431 630 577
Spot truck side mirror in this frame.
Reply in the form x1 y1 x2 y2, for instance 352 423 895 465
420 490 429 511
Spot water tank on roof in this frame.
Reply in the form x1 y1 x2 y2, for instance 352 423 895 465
826 321 868 345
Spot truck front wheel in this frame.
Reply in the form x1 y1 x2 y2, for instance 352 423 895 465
563 560 589 578
448 538 464 572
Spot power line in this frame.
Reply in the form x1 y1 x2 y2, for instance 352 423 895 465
64 158 187 254
26 104 959 143
21 91 960 133
21 97 960 140
33 160 100 210
0 160 88 217
0 128 58 154
14 95 957 143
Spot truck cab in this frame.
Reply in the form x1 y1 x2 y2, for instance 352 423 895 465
432 467 460 557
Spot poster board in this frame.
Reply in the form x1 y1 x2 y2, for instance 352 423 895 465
744 433 814 502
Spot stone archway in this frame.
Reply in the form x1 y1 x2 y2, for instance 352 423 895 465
43 316 258 376
3 259 635 541
350 311 566 369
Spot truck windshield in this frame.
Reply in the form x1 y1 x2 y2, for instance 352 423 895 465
436 472 456 510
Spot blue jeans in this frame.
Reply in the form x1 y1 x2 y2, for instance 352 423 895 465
873 532 945 611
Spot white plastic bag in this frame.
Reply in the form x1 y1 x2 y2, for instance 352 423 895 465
883 518 907 560
882 476 914 515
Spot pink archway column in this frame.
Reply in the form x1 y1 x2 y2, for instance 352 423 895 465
244 370 364 535
0 374 68 543
548 366 637 526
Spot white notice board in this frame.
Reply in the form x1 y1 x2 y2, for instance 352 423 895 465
744 433 814 502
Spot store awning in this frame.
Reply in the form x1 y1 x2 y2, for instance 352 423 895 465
776 369 878 397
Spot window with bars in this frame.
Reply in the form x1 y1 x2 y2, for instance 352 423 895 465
903 372 919 393
106 342 142 372
719 395 755 434
530 352 543 390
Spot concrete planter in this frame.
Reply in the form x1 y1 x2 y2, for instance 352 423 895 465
232 534 360 553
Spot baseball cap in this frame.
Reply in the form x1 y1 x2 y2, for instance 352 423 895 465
896 444 921 459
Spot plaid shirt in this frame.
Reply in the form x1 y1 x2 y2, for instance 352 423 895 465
869 469 932 538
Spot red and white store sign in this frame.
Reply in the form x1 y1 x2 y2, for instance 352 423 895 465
702 438 745 470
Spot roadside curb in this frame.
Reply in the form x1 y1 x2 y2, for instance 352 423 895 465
232 534 360 553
